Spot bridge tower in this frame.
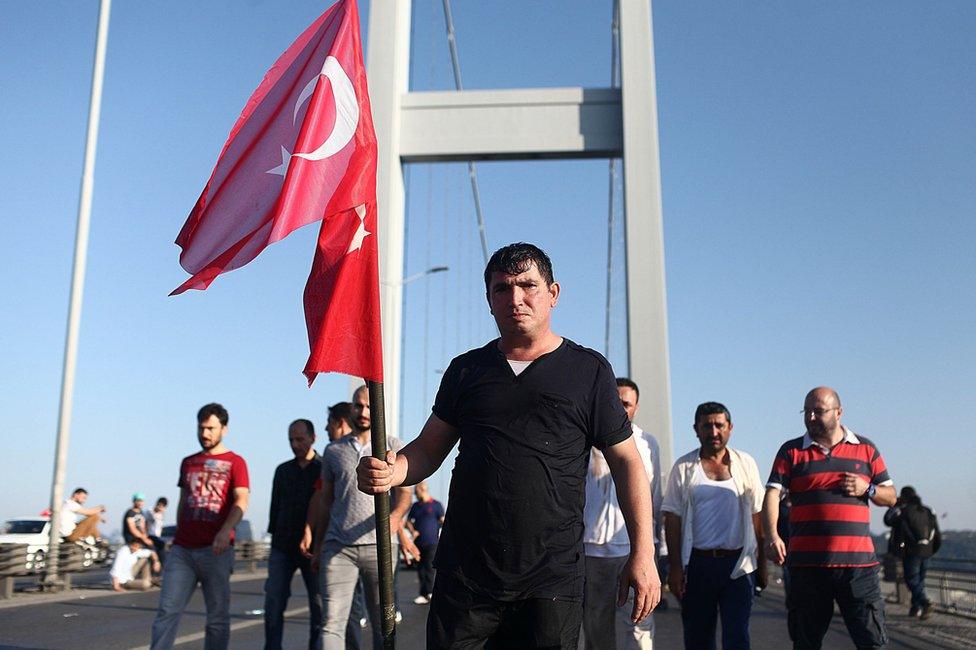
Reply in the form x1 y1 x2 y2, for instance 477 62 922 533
366 0 674 469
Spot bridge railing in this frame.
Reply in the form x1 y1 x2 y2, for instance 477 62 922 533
0 539 272 599
883 555 976 619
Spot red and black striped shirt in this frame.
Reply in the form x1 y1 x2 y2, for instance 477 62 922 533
767 428 891 568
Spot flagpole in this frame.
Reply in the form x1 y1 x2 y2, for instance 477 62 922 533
368 380 397 648
43 0 112 589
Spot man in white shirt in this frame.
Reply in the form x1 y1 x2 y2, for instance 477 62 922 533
110 540 161 591
662 402 766 649
59 487 105 542
582 377 662 649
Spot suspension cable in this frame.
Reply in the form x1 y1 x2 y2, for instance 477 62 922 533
605 0 621 358
441 0 490 264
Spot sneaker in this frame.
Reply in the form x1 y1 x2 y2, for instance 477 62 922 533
395 610 403 623
908 606 919 618
920 604 933 620
413 595 429 605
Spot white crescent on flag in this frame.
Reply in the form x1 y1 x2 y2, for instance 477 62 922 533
293 56 359 161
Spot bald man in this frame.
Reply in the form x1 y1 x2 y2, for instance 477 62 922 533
763 387 896 650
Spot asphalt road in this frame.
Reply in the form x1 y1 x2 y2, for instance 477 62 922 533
1 569 973 649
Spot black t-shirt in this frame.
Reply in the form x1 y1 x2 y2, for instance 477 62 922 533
122 508 145 544
432 338 631 600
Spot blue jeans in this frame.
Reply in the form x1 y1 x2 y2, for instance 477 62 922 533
151 544 235 650
902 555 931 610
680 555 754 649
264 547 323 649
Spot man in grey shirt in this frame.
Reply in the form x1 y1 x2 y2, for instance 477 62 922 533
311 385 414 649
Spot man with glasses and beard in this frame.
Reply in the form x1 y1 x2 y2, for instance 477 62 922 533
763 387 896 649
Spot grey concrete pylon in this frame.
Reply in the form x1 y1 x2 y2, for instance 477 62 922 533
366 0 673 470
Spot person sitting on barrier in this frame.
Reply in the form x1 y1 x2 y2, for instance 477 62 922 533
110 539 161 592
59 487 105 543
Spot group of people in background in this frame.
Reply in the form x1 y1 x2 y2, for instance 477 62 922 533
61 241 937 649
56 487 170 593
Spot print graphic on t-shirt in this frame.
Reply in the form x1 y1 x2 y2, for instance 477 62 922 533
185 458 232 521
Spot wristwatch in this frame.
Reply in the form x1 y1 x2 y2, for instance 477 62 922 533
865 483 877 499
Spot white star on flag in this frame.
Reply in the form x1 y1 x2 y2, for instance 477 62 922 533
347 204 370 254
266 145 291 177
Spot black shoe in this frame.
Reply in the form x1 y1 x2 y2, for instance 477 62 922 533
908 606 919 617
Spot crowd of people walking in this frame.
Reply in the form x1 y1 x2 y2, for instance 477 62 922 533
62 242 935 649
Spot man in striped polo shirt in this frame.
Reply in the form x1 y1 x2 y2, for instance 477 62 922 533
762 387 896 650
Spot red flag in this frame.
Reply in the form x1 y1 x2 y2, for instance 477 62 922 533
171 0 382 383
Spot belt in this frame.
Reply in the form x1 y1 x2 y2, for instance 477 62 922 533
691 547 742 559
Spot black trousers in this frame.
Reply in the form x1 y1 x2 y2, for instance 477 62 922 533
787 566 887 650
418 543 437 597
426 572 582 649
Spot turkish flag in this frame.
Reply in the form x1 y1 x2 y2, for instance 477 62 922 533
171 0 382 383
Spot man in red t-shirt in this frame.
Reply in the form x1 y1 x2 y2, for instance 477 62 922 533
151 403 250 650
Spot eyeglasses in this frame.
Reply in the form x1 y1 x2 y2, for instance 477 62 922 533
800 407 838 416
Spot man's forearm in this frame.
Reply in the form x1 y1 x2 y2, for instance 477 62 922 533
871 484 897 507
218 494 249 536
609 454 655 556
397 444 443 487
218 505 245 536
761 488 781 541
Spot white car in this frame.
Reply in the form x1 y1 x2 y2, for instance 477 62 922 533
0 517 104 573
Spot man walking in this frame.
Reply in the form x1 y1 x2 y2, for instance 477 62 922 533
582 377 662 649
265 419 323 649
326 402 354 442
358 243 660 647
406 481 444 605
151 403 250 650
763 387 896 650
662 402 766 649
310 386 414 649
884 486 940 619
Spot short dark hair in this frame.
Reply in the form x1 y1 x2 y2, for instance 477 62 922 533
72 488 88 496
694 402 732 425
156 497 168 507
616 377 640 401
290 418 315 437
483 243 555 295
197 403 228 426
328 401 353 425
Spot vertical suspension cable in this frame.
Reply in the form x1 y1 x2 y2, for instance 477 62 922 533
441 0 490 263
605 0 621 358
422 165 433 408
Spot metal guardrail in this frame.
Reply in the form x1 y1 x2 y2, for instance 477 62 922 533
236 540 271 573
1 539 272 600
0 542 101 598
883 555 976 619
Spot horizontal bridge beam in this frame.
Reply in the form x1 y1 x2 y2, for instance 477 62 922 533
398 87 622 162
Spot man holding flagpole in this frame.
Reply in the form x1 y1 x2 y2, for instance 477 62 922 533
358 243 661 647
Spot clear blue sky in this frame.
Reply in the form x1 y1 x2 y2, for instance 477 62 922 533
1 1 974 538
